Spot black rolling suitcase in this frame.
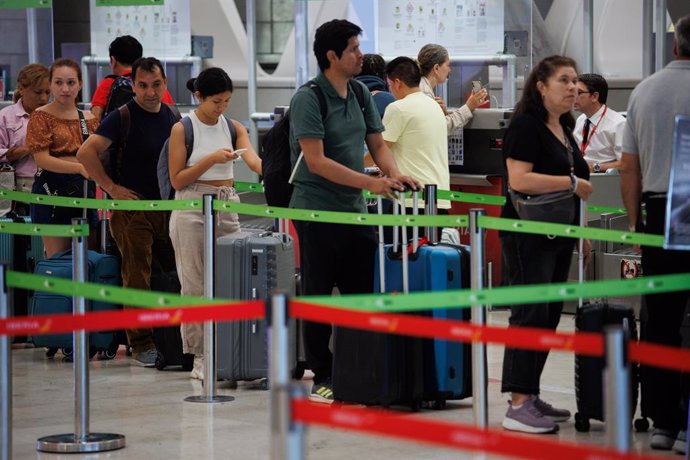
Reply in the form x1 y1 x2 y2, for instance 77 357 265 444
150 260 193 371
574 302 640 431
572 200 646 431
332 194 426 409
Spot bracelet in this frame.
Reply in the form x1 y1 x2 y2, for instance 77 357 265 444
569 174 578 193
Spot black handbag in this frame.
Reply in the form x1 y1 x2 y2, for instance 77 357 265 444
509 189 575 224
509 133 577 225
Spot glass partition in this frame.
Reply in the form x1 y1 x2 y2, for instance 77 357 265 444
445 0 532 110
0 4 54 102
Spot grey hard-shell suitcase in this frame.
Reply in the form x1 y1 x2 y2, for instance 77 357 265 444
214 229 304 385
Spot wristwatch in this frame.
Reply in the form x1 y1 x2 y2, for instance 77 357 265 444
593 162 601 173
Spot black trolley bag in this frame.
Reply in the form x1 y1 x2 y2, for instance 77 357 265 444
332 193 424 409
149 253 193 371
573 200 647 432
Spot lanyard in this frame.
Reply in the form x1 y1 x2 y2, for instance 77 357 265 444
580 105 608 155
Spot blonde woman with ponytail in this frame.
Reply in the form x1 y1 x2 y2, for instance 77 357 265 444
417 44 488 134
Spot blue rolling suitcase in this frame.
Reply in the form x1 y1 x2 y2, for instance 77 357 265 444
374 192 472 407
31 249 121 359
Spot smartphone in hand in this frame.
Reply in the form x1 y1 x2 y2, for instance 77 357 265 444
471 80 483 94
233 148 248 156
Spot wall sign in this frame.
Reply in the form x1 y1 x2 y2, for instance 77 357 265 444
90 0 190 58
377 0 504 57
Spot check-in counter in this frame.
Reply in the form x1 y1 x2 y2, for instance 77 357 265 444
448 109 511 287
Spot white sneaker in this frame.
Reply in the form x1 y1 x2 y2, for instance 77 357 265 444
190 356 204 380
672 430 687 455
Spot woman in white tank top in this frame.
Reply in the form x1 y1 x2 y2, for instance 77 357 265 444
168 68 262 381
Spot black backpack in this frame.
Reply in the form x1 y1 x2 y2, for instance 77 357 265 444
260 79 366 208
103 74 134 119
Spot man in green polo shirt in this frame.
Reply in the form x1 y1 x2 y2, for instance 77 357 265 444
289 19 419 404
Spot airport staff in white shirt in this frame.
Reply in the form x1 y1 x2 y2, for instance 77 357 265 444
573 73 626 173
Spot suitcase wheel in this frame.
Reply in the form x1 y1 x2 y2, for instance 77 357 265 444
259 379 269 391
574 412 590 432
45 347 58 359
103 342 119 360
410 400 422 412
155 351 166 370
292 361 306 380
634 417 649 432
421 399 446 410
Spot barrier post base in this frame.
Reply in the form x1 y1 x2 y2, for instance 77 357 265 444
184 395 235 404
37 432 125 453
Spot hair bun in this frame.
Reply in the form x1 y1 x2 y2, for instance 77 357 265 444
186 77 197 93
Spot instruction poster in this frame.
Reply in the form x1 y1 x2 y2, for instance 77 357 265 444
89 0 190 58
377 0 504 57
665 115 690 250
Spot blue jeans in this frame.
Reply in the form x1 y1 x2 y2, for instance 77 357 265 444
500 232 574 395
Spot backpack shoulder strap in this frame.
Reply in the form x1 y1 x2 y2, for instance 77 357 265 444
306 80 328 120
224 116 237 150
349 80 366 113
181 116 194 160
165 103 182 121
114 104 130 180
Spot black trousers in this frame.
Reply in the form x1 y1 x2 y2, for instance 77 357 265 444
500 232 575 395
294 220 377 385
640 195 690 431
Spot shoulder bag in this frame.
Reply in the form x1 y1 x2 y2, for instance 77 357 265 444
508 133 577 225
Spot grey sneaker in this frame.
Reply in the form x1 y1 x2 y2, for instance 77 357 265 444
672 430 687 455
532 396 571 422
309 381 334 405
502 399 558 434
133 349 157 368
650 428 677 450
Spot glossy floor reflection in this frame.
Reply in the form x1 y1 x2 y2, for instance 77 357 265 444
7 311 679 459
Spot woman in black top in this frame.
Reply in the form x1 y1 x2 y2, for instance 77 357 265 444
500 56 592 434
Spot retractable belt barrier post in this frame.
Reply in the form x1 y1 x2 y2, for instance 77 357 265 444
269 294 305 460
469 209 488 428
37 218 125 453
186 194 234 404
604 326 631 452
1 264 11 460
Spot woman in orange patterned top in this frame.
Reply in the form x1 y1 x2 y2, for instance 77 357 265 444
26 58 99 258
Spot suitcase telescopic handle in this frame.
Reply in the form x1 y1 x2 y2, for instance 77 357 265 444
424 184 438 244
399 190 410 294
577 198 586 309
412 191 419 254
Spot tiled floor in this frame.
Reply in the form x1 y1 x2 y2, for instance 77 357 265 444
4 311 681 459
